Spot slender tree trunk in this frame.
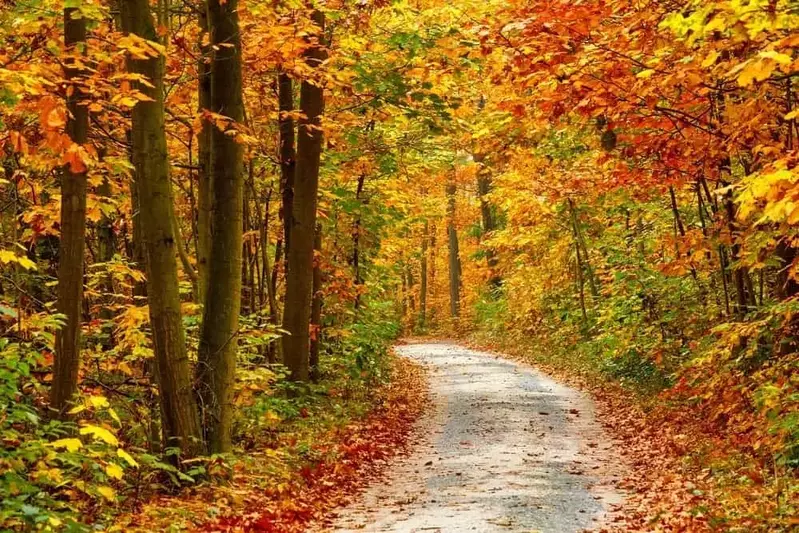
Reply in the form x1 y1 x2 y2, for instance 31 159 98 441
279 71 296 270
669 186 705 304
400 263 408 320
96 172 116 349
121 0 202 455
352 174 365 310
447 181 461 318
571 218 588 323
260 189 281 363
51 6 89 414
419 220 428 329
476 168 500 290
429 223 436 288
196 0 245 453
406 265 416 313
196 1 212 305
568 199 599 298
282 10 326 382
309 224 323 381
695 181 724 315
722 175 750 316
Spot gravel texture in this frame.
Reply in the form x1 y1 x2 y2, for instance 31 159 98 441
326 342 624 533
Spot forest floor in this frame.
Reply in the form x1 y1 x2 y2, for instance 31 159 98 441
114 355 428 532
322 341 625 533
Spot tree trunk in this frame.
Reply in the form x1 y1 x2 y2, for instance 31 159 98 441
447 181 461 318
282 10 326 382
405 264 416 314
279 71 296 270
352 174 365 310
51 6 89 414
419 220 428 329
96 171 116 349
722 177 751 316
568 199 599 299
571 214 588 323
196 0 245 453
121 0 202 455
196 1 212 305
476 168 500 291
429 222 437 288
260 188 281 363
669 186 705 304
309 223 323 381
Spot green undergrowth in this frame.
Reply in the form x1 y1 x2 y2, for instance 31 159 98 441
470 291 671 396
1 301 401 532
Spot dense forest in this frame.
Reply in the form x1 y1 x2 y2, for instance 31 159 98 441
0 0 797 531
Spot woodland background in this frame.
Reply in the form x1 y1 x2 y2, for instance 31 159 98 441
0 0 797 531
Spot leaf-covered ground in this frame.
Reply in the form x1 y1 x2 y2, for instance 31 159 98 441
112 355 427 533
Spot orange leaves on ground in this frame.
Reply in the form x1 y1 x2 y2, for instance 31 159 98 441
117 355 428 533
205 359 427 532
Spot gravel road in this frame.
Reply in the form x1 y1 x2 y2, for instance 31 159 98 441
326 342 624 533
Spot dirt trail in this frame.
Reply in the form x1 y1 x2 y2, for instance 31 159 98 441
325 341 625 533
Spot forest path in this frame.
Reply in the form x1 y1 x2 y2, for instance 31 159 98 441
325 341 624 533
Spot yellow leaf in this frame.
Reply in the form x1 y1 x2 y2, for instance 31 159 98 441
79 425 119 446
96 485 116 500
108 407 121 425
701 51 719 68
16 256 36 270
785 110 799 121
759 50 792 65
636 69 656 79
105 463 123 480
48 438 83 452
89 396 109 409
737 59 775 87
68 404 86 415
117 448 139 468
0 249 37 270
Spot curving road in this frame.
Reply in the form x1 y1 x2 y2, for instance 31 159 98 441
326 342 624 533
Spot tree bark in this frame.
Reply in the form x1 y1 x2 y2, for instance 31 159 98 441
476 164 500 291
419 220 428 328
260 188 281 363
196 1 212 305
282 10 326 382
196 0 245 453
571 202 599 299
571 212 588 323
279 71 296 270
309 223 323 381
121 0 202 455
352 174 365 310
722 175 753 316
447 181 461 318
51 6 89 414
404 263 416 316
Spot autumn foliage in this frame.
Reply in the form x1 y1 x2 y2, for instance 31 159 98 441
0 0 798 530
